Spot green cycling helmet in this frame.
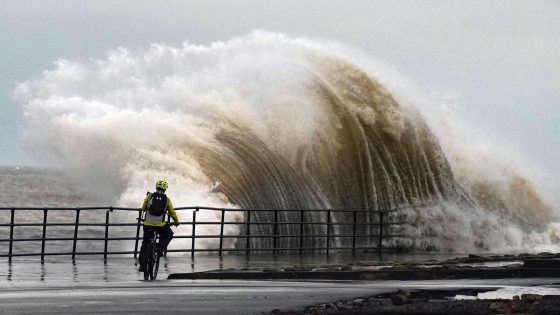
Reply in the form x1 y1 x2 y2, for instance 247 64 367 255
155 179 169 191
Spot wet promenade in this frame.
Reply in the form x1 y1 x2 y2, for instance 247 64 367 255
2 254 560 314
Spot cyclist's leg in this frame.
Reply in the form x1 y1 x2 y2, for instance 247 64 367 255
157 225 174 253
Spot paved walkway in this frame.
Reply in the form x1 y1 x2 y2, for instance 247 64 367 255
1 256 559 314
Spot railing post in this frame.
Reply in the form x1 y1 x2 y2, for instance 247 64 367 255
191 207 198 259
299 209 304 255
352 210 357 255
378 210 384 252
8 208 15 263
245 210 251 256
273 210 279 255
326 210 331 255
134 209 142 259
41 209 48 263
72 209 81 260
219 209 225 257
104 208 111 260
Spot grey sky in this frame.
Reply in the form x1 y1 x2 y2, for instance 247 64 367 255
1 1 559 182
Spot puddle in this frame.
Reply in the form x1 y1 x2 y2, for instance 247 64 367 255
455 285 560 300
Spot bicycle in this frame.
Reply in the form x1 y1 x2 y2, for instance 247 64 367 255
138 218 172 280
142 226 163 280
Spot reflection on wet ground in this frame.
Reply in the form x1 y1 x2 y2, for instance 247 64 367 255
1 252 467 283
2 257 174 283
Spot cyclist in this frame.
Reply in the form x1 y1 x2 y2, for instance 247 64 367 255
138 179 180 272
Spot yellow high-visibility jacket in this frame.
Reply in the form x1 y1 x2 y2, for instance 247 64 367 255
141 192 180 227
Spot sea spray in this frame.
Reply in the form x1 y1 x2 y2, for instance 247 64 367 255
13 31 559 253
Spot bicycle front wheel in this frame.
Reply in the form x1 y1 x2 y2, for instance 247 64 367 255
153 254 160 280
146 261 154 280
144 243 154 280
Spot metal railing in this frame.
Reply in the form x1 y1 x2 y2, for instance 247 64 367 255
0 206 405 262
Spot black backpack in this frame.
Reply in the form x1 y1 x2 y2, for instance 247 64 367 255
147 192 168 216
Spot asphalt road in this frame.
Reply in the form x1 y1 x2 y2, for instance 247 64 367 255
4 277 560 314
1 257 560 314
0 279 429 314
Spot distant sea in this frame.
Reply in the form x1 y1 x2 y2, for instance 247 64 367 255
0 166 102 207
0 166 127 257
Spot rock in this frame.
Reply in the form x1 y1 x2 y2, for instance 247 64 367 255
523 259 560 268
521 294 543 302
336 301 351 310
390 289 411 305
399 289 411 298
391 295 407 305
489 302 510 313
353 298 365 305
542 295 560 301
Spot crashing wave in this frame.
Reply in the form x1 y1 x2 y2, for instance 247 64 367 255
15 32 558 253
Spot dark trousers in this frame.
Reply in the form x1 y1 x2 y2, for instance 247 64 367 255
139 225 174 262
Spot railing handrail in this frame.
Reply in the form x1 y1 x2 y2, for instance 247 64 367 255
1 206 407 262
0 206 400 213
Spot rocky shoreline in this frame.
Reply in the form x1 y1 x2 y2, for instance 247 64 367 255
169 253 560 314
267 289 560 315
169 252 560 280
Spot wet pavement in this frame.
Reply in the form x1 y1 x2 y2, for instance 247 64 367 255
1 254 560 314
1 252 469 283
